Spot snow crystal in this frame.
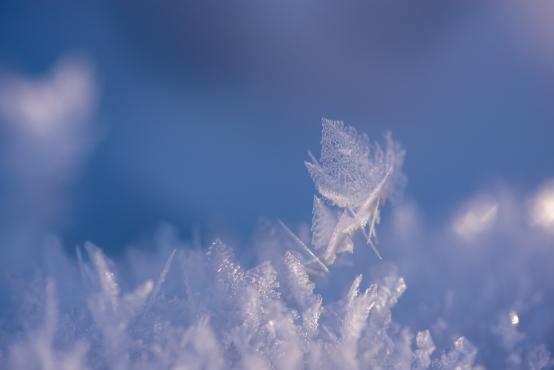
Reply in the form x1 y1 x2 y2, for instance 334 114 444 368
305 118 405 264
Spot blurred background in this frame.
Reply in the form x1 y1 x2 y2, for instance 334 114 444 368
2 2 554 367
0 0 553 252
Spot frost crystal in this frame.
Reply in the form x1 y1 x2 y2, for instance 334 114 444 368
305 118 405 264
436 336 479 370
414 330 435 370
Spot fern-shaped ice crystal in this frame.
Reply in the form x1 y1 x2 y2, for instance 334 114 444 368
305 118 405 265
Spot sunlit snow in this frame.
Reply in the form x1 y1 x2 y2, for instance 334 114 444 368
529 180 554 232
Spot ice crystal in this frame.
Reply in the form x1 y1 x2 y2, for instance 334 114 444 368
305 118 405 264
435 336 479 370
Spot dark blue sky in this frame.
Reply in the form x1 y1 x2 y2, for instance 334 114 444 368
1 0 553 252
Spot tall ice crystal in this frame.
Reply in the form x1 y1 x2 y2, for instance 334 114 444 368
306 118 405 264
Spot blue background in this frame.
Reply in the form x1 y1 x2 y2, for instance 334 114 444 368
1 0 553 253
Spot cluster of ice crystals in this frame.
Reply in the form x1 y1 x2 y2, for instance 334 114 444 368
5 119 552 369
4 237 479 370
